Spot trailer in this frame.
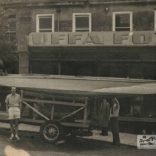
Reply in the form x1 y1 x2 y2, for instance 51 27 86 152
0 74 156 142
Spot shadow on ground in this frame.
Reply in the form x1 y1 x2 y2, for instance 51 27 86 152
1 129 156 156
0 129 129 152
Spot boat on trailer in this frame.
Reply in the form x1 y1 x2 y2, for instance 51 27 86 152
0 74 156 143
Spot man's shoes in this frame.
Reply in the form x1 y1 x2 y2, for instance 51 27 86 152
9 134 14 140
15 135 20 141
100 129 108 136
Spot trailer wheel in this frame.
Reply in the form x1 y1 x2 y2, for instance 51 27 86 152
40 121 63 143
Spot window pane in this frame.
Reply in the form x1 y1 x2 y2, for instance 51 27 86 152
8 21 16 32
39 29 53 32
115 28 130 31
115 14 130 28
76 29 89 32
76 16 89 28
39 16 52 29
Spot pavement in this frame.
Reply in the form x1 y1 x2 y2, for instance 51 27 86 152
0 122 137 147
85 130 137 147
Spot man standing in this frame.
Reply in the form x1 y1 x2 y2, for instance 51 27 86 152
5 87 21 140
99 98 110 136
110 97 120 145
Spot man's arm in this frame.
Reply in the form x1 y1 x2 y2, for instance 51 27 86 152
5 95 9 112
18 94 22 110
114 97 120 109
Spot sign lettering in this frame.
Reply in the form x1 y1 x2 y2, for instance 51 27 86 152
29 31 156 46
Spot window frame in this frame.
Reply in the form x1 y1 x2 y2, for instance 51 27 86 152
72 13 92 32
154 11 156 31
112 11 133 32
36 14 55 32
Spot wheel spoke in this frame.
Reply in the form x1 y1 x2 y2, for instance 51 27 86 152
42 123 60 142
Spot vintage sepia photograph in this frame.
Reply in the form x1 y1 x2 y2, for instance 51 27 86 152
0 0 156 156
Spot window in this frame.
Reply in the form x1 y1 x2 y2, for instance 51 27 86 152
72 13 91 32
36 14 54 32
113 12 133 31
7 14 16 33
6 15 16 42
7 21 16 33
154 11 156 31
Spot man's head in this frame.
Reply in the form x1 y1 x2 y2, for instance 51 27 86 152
11 87 16 95
112 97 117 102
102 98 107 103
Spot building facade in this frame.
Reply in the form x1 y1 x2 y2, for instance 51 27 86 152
1 0 156 80
1 0 156 133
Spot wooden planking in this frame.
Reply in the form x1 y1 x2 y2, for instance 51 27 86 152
59 106 85 121
119 116 156 123
60 122 89 128
50 104 55 120
83 98 88 122
23 90 87 101
23 98 85 107
22 101 50 120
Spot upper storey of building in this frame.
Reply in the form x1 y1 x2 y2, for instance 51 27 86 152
2 0 156 31
2 0 156 7
2 0 156 48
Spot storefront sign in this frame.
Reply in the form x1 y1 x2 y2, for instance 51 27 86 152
28 31 156 46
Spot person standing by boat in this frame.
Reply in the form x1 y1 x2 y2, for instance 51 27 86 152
110 97 120 145
99 98 110 136
5 87 21 140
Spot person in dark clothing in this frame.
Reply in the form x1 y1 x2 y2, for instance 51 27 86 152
110 97 120 145
99 98 110 136
90 97 110 135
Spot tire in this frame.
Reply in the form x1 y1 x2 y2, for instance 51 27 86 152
40 121 63 143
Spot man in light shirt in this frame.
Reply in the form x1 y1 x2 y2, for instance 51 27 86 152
5 87 21 140
110 97 120 146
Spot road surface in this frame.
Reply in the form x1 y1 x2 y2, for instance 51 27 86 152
0 129 155 156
